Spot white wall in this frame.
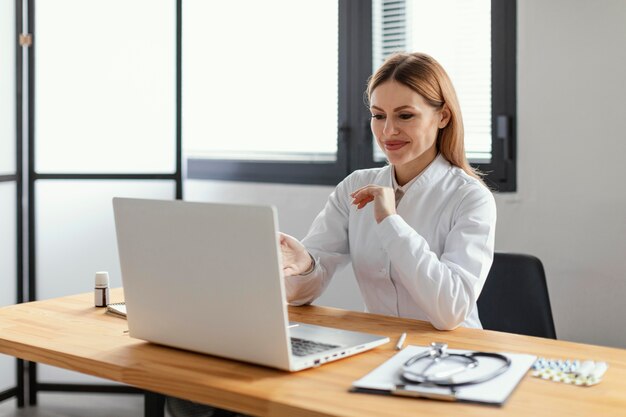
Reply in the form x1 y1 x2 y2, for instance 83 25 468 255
186 0 626 349
495 0 626 348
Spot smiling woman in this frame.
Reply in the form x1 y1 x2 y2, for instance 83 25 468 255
369 82 450 185
280 52 497 332
367 52 482 186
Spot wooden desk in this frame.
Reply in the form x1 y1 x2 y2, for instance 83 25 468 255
0 289 625 417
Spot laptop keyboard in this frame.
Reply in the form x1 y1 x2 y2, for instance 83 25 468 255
290 337 340 357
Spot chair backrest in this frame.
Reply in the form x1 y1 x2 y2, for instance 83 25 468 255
477 252 557 339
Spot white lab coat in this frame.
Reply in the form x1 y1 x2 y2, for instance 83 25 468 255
285 154 496 330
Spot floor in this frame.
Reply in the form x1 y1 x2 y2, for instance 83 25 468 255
0 394 149 417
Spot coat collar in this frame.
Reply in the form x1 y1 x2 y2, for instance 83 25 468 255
382 153 451 192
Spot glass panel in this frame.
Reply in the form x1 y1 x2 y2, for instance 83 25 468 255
0 182 17 391
183 0 339 161
35 0 176 173
372 0 491 163
36 180 175 383
0 0 16 175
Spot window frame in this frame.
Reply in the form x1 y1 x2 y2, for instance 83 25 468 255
187 0 517 191
22 0 183 404
0 0 24 407
186 0 360 186
482 0 517 192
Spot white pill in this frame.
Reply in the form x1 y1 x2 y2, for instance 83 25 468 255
591 362 608 380
576 360 595 378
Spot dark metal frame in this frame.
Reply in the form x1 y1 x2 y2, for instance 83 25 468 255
16 0 25 407
478 0 517 192
343 0 374 174
187 0 518 192
0 386 18 405
24 0 182 414
0 0 25 408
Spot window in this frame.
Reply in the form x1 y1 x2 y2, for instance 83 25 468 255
186 0 516 190
184 0 350 185
1 0 16 177
373 0 492 163
184 0 338 161
21 0 183 395
35 0 176 173
1 0 20 401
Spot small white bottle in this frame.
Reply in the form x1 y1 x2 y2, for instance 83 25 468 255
94 271 110 307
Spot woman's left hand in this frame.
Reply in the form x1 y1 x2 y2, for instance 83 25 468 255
350 185 396 224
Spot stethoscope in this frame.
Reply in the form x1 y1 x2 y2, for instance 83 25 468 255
393 342 511 399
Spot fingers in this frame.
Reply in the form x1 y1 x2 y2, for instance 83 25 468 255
350 185 385 200
282 266 298 277
278 232 301 249
278 232 293 243
278 232 314 277
350 185 385 209
353 195 375 209
350 184 382 198
278 231 308 262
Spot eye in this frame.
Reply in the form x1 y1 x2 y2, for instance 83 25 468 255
371 114 385 120
399 113 414 120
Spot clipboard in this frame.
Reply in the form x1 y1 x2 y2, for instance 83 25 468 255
351 345 536 405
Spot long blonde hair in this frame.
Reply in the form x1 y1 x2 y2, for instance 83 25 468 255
366 52 483 182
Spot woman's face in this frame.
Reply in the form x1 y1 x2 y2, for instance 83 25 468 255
370 80 449 175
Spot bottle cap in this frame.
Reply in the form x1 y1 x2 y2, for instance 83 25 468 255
95 271 109 287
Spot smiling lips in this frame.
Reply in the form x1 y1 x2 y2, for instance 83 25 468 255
383 140 409 151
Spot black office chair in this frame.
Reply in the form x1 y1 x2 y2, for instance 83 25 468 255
477 252 557 339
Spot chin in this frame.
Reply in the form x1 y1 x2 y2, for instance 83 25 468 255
395 147 436 164
386 153 420 166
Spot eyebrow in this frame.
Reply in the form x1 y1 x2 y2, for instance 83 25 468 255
370 105 419 112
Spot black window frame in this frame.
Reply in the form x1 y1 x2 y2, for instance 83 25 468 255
185 0 517 190
0 0 24 407
20 0 183 406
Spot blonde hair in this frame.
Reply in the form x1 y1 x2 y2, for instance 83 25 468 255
366 52 483 182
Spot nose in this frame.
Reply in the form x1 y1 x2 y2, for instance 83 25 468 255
383 118 399 137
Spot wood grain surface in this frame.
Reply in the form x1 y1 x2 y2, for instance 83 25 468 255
0 289 625 416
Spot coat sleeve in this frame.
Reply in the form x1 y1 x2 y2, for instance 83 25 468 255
284 177 353 305
376 183 496 330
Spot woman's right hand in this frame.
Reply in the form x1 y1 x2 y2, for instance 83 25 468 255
278 232 313 277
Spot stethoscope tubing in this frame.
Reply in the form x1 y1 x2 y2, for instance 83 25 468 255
401 351 512 388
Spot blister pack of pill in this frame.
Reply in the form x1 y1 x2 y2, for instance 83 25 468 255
531 358 608 386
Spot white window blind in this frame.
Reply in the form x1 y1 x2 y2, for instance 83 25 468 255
372 0 492 163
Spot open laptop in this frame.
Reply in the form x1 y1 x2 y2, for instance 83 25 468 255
112 197 389 371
